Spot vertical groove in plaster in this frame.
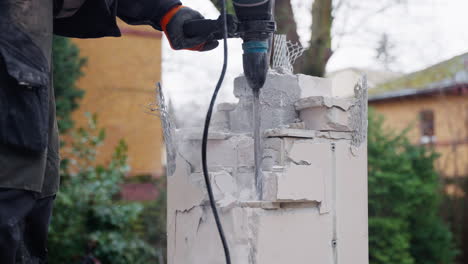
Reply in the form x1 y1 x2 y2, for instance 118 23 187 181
331 142 338 264
172 211 178 263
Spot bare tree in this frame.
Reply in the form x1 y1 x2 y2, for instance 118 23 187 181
274 0 300 44
208 0 405 77
302 0 333 77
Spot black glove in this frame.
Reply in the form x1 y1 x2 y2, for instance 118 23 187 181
161 6 219 51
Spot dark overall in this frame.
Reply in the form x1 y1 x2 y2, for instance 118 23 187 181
0 1 57 262
0 0 180 262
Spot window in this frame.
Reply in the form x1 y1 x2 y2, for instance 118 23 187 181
420 110 435 144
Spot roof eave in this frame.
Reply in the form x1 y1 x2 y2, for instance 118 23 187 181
368 83 467 102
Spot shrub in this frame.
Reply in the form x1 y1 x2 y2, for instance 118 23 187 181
48 114 157 264
368 109 457 264
137 178 168 262
53 36 86 133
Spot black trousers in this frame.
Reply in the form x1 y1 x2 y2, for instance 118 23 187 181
0 189 54 264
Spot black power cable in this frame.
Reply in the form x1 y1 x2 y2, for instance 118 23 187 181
200 0 231 263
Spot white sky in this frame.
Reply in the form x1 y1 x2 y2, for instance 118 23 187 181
162 0 468 116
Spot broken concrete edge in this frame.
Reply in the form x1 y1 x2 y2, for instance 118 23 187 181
173 199 321 213
264 128 315 139
294 96 353 111
169 73 368 264
298 104 353 132
172 131 352 213
287 122 306 129
296 74 333 97
176 128 236 141
238 200 323 209
264 128 352 141
217 102 237 112
239 201 281 209
315 131 352 140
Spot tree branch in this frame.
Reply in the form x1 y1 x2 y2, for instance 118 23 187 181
274 0 300 44
300 0 333 77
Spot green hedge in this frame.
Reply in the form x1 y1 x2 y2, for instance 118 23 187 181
53 36 86 133
48 114 159 264
368 109 457 264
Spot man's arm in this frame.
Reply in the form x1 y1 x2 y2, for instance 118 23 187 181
54 0 218 51
117 0 181 31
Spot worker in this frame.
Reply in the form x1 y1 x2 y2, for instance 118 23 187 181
0 0 217 262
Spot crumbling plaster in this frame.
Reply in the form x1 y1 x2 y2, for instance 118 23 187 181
167 72 368 264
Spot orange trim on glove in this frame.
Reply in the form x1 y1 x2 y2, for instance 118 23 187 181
161 5 184 33
187 43 206 51
161 5 207 51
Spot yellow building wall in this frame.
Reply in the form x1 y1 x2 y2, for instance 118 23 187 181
70 21 164 176
370 94 468 178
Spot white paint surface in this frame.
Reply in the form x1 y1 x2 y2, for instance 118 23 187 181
168 73 368 264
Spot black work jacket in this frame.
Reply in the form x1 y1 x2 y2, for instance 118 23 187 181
1 0 181 90
0 0 181 152
0 0 180 196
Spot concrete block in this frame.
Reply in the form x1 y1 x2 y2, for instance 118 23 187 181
233 75 251 99
239 201 280 209
237 166 254 173
229 99 254 132
262 148 280 171
172 206 254 264
212 171 237 197
176 135 242 173
231 74 334 133
187 170 248 205
234 172 255 200
260 140 332 211
295 96 353 132
257 74 301 131
175 139 202 172
262 138 283 172
168 156 205 212
263 137 283 152
206 138 238 169
262 171 278 201
211 111 230 131
299 106 351 131
295 96 353 111
256 208 333 264
169 72 368 264
277 141 329 204
177 128 231 141
236 135 254 168
287 121 306 129
170 206 205 264
315 131 352 140
167 156 206 264
231 73 301 132
335 142 368 263
264 128 316 139
297 74 332 98
217 102 237 112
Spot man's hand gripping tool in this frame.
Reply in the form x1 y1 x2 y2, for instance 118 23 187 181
183 0 276 91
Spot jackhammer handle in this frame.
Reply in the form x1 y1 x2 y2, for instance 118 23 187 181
183 15 239 40
183 19 219 38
